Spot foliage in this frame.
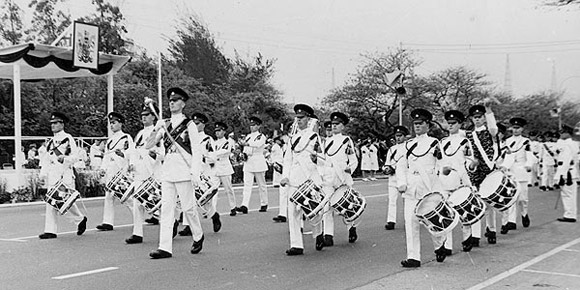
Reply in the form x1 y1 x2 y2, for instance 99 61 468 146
0 0 24 45
77 0 129 55
26 0 71 44
10 186 34 202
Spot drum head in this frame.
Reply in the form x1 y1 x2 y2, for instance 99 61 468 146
448 187 471 206
479 171 504 198
416 192 443 216
330 186 349 205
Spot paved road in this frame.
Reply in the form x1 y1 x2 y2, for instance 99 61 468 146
1 180 579 290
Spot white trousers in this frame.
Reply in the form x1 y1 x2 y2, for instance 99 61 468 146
404 197 446 261
273 171 282 186
386 184 398 224
242 171 268 207
503 181 529 224
44 202 84 234
561 183 578 219
288 186 323 249
101 190 133 225
217 175 237 210
278 185 289 218
321 185 356 237
132 198 146 237
461 220 482 240
158 181 203 254
541 165 556 188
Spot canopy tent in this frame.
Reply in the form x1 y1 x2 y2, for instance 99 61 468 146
0 42 131 187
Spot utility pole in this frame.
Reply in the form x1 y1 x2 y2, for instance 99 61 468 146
504 54 512 96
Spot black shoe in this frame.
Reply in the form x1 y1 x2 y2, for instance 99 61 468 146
149 249 172 259
435 245 447 262
39 233 57 239
125 235 143 244
508 222 517 230
484 227 497 244
239 206 248 214
315 234 325 251
444 249 452 256
522 215 530 228
462 236 473 252
235 207 242 212
191 235 204 254
534 182 539 186
286 247 304 256
172 220 179 238
527 184 532 187
547 186 554 191
179 225 192 236
384 222 395 230
230 209 237 216
145 217 159 225
77 216 87 236
96 223 113 231
324 234 334 247
471 237 480 247
348 227 358 243
212 213 222 233
401 259 421 268
273 215 287 223
259 205 268 212
557 217 577 223
539 186 546 191
273 185 280 188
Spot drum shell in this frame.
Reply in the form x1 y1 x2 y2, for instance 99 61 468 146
447 186 487 226
414 192 459 236
329 185 366 223
289 179 326 223
45 181 80 215
479 171 520 211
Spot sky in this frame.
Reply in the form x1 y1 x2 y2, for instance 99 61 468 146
13 0 580 105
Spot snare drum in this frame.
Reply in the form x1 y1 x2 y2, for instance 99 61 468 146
105 170 133 203
133 176 162 216
289 179 326 224
45 180 80 215
329 185 366 223
447 186 487 226
195 174 219 207
479 170 520 211
415 192 459 236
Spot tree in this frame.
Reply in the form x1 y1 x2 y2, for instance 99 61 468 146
0 0 24 45
168 15 230 87
322 48 421 139
77 0 129 55
26 0 71 44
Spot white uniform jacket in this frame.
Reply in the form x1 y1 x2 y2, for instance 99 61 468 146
148 114 202 183
555 139 579 182
198 132 215 175
39 131 78 186
321 133 357 187
502 136 535 182
282 128 322 186
129 125 163 181
541 141 558 168
210 137 234 176
384 143 406 187
396 134 442 199
439 131 472 191
100 131 133 181
242 131 268 172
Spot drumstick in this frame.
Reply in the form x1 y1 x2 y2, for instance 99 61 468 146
554 191 560 210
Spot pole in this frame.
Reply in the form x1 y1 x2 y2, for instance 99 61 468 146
13 64 22 184
107 74 114 137
158 52 162 117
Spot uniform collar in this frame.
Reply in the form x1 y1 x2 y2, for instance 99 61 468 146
474 125 487 132
53 130 66 138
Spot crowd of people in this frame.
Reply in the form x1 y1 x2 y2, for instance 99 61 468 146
34 87 577 268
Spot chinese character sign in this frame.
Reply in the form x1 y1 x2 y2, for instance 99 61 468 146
73 22 99 69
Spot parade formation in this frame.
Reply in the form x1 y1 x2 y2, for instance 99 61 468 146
34 87 578 270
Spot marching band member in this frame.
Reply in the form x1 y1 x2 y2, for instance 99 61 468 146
465 103 499 245
440 110 476 252
529 131 541 187
540 131 558 191
271 136 284 188
320 112 358 246
361 138 379 181
38 112 87 239
238 116 269 214
272 135 288 222
125 103 163 244
281 104 325 256
383 125 408 230
397 108 447 268
96 112 134 231
554 125 578 223
179 113 221 234
147 87 204 259
500 117 535 233
211 121 239 217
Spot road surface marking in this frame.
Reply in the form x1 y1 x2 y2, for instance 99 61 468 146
467 237 580 290
52 267 118 280
0 238 27 242
521 269 580 278
563 248 580 253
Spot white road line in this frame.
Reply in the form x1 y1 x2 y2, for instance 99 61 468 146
467 237 580 290
563 248 580 253
0 238 27 243
52 267 118 280
521 269 580 278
